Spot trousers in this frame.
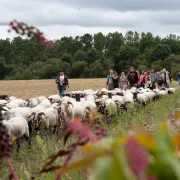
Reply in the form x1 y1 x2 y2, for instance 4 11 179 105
58 85 65 96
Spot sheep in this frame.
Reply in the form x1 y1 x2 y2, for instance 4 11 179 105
38 99 51 108
66 101 86 119
61 96 72 102
48 95 61 104
153 89 161 99
0 95 9 100
71 92 84 102
0 100 8 106
168 88 175 94
33 108 59 134
83 89 94 95
2 117 31 152
6 99 26 109
26 98 39 108
83 101 97 120
112 95 124 105
36 96 47 103
104 99 118 124
9 96 17 101
5 107 32 121
123 91 134 104
58 101 74 127
51 103 61 110
137 92 149 106
159 88 168 97
0 104 9 120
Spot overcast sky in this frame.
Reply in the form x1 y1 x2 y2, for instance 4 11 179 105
0 0 180 40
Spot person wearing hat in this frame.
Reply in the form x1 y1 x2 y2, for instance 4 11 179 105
55 70 69 96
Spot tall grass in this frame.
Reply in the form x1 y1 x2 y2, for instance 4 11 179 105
0 90 180 180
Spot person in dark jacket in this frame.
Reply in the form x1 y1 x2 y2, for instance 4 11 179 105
55 70 69 96
127 67 138 88
112 71 119 89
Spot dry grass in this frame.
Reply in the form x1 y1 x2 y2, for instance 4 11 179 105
0 79 106 99
0 79 178 99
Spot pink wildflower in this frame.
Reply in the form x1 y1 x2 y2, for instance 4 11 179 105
125 137 149 177
67 118 95 141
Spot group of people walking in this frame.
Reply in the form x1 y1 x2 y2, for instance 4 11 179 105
106 67 172 91
55 67 174 96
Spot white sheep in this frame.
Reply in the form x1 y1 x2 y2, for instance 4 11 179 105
112 95 124 105
9 96 17 101
34 108 59 134
48 95 61 104
85 94 95 102
6 99 26 108
36 96 47 103
83 101 97 119
2 117 30 152
26 98 39 108
0 100 8 106
137 92 149 106
159 89 168 97
38 99 51 108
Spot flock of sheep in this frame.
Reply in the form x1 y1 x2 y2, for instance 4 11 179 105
0 86 176 152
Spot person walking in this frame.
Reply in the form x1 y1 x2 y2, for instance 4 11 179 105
156 72 164 89
119 72 128 90
161 69 171 88
146 71 151 88
140 71 147 88
55 70 69 96
127 67 138 88
178 72 180 86
106 69 114 90
112 71 119 89
136 71 141 88
151 69 157 90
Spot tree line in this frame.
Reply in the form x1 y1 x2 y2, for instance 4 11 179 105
0 31 180 80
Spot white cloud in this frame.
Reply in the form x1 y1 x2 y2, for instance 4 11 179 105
0 0 180 40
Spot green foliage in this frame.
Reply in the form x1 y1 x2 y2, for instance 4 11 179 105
1 32 180 80
152 44 172 61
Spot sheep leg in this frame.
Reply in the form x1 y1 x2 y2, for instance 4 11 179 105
53 126 57 134
142 102 146 107
25 136 31 149
16 139 20 153
28 121 32 134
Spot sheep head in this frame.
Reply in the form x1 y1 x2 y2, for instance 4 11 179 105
0 105 8 112
35 112 47 131
0 95 10 101
67 101 73 107
48 98 53 104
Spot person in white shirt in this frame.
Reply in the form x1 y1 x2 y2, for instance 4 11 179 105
55 70 69 96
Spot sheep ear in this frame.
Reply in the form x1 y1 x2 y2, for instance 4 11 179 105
2 107 8 111
38 112 45 117
67 101 73 106
86 107 90 111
